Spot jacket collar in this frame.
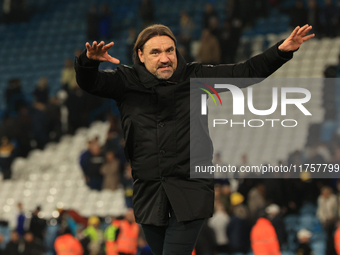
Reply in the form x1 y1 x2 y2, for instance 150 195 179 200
132 49 187 88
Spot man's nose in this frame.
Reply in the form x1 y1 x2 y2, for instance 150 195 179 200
159 52 169 63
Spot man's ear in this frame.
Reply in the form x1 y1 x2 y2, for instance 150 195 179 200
138 49 144 63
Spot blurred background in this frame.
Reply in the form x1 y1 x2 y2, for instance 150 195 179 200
0 0 340 254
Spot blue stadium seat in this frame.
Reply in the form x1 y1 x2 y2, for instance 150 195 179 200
284 214 299 232
281 252 294 255
299 214 319 231
311 240 326 255
299 202 317 215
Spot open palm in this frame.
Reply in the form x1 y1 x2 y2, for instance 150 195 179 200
278 24 315 52
86 41 120 64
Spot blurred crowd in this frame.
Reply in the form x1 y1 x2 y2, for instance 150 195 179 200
290 0 340 38
0 49 117 180
195 150 340 255
1 156 340 255
1 0 340 180
78 116 134 209
1 0 30 23
0 203 151 255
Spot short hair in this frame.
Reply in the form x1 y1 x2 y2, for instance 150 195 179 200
133 24 177 64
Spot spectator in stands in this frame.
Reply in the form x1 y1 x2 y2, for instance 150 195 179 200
282 178 302 215
126 27 138 66
22 231 46 255
208 16 221 42
104 129 122 153
3 0 28 23
203 4 218 29
87 6 99 41
224 0 235 18
214 183 222 202
77 225 90 255
177 45 193 63
3 230 20 255
103 129 126 172
320 0 338 38
317 186 338 255
65 85 85 134
116 209 140 255
0 136 16 179
99 4 111 39
80 141 104 191
61 59 77 92
227 203 251 254
100 151 120 191
317 186 337 226
307 0 322 38
29 206 46 241
54 227 83 255
266 204 287 249
179 10 195 56
140 0 154 29
217 181 232 215
264 178 285 207
296 229 313 255
12 106 31 157
290 0 308 29
30 102 48 149
250 214 281 255
82 216 104 255
104 216 120 254
80 134 99 171
219 19 233 64
46 96 62 142
226 0 248 26
0 115 15 144
16 202 26 237
247 183 266 221
197 29 221 65
107 113 123 136
223 16 243 64
5 78 25 116
208 201 230 254
33 77 49 105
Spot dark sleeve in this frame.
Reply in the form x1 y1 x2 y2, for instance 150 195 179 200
74 50 127 101
198 40 293 79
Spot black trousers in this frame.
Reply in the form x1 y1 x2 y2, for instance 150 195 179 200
141 208 205 255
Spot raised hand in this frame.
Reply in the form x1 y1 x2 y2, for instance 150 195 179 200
86 41 120 64
278 25 315 52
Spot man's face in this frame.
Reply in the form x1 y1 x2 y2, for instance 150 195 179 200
138 36 177 80
24 233 33 242
11 231 19 242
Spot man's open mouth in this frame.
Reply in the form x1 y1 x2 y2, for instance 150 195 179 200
158 66 172 70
